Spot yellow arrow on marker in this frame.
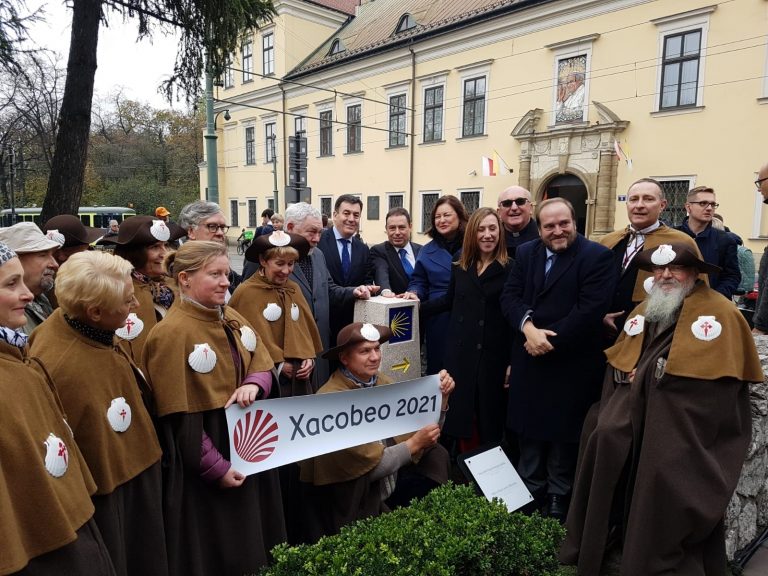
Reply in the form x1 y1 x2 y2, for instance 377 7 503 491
392 358 411 373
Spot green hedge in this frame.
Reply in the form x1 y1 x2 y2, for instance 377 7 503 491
263 483 565 576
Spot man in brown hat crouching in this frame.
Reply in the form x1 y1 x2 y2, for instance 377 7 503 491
561 243 763 576
300 322 453 543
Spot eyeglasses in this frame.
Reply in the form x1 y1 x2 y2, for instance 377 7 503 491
204 223 230 233
498 198 529 208
689 201 719 209
651 264 689 274
756 177 768 188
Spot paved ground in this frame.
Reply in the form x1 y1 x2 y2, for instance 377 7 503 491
227 242 244 275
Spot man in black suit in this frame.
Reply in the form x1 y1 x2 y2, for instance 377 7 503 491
497 185 539 260
500 197 616 523
369 207 422 296
318 194 375 343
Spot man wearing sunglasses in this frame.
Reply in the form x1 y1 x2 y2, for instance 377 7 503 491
751 162 768 334
675 186 740 300
497 185 539 260
178 200 242 298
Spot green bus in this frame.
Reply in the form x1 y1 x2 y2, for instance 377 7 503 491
0 206 136 228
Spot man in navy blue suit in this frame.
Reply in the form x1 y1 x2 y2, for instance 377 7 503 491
500 197 616 523
369 207 422 296
318 194 375 343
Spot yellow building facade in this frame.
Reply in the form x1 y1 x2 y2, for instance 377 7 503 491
201 0 768 250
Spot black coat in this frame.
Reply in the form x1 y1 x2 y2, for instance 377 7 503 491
368 241 422 294
500 235 616 443
439 260 512 441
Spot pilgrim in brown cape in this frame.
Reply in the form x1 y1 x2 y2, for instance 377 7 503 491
0 340 115 576
143 299 286 576
30 309 168 576
299 369 450 543
560 281 761 575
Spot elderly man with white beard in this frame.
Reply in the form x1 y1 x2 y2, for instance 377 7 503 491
561 242 763 576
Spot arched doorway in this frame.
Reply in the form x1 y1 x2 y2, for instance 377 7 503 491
542 174 588 234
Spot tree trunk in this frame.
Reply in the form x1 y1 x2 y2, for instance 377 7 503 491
41 0 101 224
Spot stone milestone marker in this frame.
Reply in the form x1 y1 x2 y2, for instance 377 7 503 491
353 296 420 383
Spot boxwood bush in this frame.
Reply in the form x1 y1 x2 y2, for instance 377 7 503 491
262 483 565 576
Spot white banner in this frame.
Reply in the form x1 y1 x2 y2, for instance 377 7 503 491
225 375 441 475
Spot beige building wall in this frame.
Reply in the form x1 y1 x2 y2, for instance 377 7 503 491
201 0 768 252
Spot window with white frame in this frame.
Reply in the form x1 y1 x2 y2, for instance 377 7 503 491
248 199 258 227
652 7 713 112
462 76 486 137
265 122 276 163
389 94 407 147
347 104 361 153
657 176 696 226
245 126 255 165
223 55 234 88
262 32 274 75
294 115 306 136
230 199 239 227
421 192 439 233
320 196 333 219
267 198 275 211
319 110 333 156
460 190 480 215
242 40 253 82
388 194 404 210
423 85 444 142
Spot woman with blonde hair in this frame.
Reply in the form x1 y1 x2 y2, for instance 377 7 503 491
30 250 168 576
142 240 285 575
0 243 115 575
428 207 511 453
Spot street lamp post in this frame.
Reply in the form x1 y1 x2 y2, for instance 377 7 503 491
270 134 278 210
203 65 231 206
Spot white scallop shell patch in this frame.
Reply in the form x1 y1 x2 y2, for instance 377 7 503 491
115 313 144 341
650 244 676 266
43 433 68 478
267 231 291 246
107 397 132 432
239 326 257 352
624 314 645 337
290 303 300 321
45 229 66 246
643 276 655 294
188 343 217 373
360 323 380 342
691 315 721 341
149 220 170 241
263 303 282 322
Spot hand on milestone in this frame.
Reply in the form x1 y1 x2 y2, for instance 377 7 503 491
218 467 246 489
353 284 380 299
397 291 420 301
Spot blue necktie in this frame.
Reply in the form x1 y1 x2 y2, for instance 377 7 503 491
545 253 557 278
399 248 413 278
339 238 351 283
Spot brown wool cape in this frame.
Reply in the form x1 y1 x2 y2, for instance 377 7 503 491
229 273 323 364
600 224 705 302
561 283 760 576
0 341 104 575
142 299 286 576
29 310 168 576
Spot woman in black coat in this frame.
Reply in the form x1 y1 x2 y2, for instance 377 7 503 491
429 208 512 452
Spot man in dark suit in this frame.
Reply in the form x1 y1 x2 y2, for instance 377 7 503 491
500 198 616 523
318 194 375 342
369 207 422 296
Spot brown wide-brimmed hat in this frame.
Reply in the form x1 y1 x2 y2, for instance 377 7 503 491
97 215 185 247
245 230 310 262
44 214 103 248
633 242 721 275
321 322 393 360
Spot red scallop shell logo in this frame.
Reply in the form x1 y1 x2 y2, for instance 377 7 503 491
233 409 279 462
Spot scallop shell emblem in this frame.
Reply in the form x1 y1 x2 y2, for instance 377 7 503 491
267 231 291 247
650 244 676 266
643 276 655 294
691 315 722 341
623 314 645 337
188 343 217 373
149 220 170 241
360 323 381 342
290 303 300 321
263 303 282 322
45 229 66 246
115 313 144 341
240 326 257 352
106 397 132 433
233 409 279 463
43 433 69 478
